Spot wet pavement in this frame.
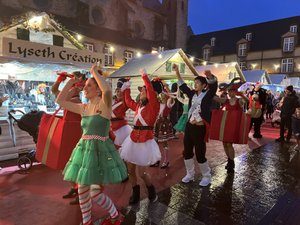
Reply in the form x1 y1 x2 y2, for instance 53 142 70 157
1 123 300 225
121 142 300 225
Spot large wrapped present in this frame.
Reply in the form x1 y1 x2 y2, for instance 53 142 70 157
236 113 251 144
210 109 241 143
36 109 82 170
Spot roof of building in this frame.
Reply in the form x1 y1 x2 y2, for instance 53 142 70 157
109 48 198 78
269 74 287 85
242 70 271 84
187 16 300 58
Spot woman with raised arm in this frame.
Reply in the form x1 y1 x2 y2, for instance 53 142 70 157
57 65 127 225
120 69 161 204
213 86 248 173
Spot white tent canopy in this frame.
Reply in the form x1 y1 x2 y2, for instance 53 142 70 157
195 62 246 83
109 48 198 80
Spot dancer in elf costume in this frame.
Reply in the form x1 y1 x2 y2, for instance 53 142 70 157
154 83 175 169
110 78 132 149
174 64 218 187
174 90 189 133
52 71 85 205
57 65 127 225
120 69 162 204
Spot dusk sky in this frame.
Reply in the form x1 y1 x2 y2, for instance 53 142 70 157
188 0 300 34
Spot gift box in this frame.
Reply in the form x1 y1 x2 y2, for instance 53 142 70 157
36 109 82 170
236 113 251 144
210 109 241 143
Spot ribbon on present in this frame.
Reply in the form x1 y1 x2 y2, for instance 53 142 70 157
42 117 60 164
219 110 228 141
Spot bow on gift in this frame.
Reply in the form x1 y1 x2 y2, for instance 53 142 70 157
56 71 74 83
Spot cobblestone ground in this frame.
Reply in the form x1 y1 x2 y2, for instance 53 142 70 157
0 124 299 225
121 142 300 225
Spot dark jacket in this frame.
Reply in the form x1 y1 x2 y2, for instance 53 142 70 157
281 92 300 117
179 76 218 124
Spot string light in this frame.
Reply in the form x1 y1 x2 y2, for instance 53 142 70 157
76 34 82 41
110 46 115 52
136 52 142 57
158 54 162 59
189 57 195 62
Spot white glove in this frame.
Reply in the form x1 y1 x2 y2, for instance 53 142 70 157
139 68 148 77
121 81 131 92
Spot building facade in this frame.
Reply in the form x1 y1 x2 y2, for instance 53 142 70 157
0 0 189 70
187 16 300 77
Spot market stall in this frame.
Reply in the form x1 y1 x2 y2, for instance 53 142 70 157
0 12 102 160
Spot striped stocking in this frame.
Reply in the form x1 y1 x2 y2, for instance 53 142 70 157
78 185 92 225
90 185 119 218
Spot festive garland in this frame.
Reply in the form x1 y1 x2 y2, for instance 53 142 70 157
0 12 84 50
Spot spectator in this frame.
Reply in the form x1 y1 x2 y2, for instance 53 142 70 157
276 85 300 143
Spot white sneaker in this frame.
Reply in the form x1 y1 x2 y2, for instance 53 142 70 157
199 176 211 187
182 174 194 183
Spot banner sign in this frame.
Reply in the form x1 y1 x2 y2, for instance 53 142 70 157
2 37 102 65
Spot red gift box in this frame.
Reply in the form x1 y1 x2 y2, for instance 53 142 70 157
237 113 251 144
36 109 82 170
210 109 241 143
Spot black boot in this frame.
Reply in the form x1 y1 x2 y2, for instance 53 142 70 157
62 188 78 199
129 185 140 204
225 158 235 174
147 185 158 202
69 196 79 205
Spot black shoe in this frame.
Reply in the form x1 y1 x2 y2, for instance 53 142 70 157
225 158 235 174
275 137 285 143
147 185 158 202
62 188 78 199
129 185 140 205
149 161 160 167
69 196 79 205
253 134 263 138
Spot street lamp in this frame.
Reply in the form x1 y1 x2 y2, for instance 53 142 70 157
251 63 257 69
274 64 280 71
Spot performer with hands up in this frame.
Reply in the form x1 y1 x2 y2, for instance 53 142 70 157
174 64 218 187
57 65 127 225
120 68 161 204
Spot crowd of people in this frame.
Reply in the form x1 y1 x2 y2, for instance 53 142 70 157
1 63 299 225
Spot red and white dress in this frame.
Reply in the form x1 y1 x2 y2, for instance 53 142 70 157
120 75 161 166
111 98 132 146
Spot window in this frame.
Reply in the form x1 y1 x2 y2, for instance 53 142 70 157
290 25 297 33
103 46 114 66
246 33 252 41
281 58 294 73
210 37 216 46
283 37 294 52
124 51 133 63
84 43 94 52
17 28 29 41
238 43 247 56
239 62 247 70
53 35 64 47
92 6 105 25
203 48 210 60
